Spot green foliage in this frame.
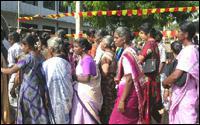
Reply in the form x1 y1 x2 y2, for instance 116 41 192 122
64 1 199 31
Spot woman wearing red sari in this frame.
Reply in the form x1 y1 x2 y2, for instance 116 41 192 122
109 27 144 124
138 23 163 124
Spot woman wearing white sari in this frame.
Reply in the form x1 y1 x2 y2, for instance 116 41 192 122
42 37 73 124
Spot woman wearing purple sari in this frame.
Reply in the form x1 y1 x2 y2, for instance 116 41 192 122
163 22 199 124
70 38 103 124
109 27 145 124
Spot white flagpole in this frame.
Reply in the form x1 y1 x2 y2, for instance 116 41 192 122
75 1 81 39
17 1 20 30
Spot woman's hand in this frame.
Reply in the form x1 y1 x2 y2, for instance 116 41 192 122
162 80 171 89
114 77 120 84
118 100 125 113
163 89 169 103
1 68 5 73
14 72 21 86
1 65 20 75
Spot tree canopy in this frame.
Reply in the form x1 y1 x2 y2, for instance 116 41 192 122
64 1 199 32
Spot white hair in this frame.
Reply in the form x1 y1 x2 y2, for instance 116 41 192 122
103 35 113 48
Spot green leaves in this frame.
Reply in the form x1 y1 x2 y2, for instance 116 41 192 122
69 1 199 31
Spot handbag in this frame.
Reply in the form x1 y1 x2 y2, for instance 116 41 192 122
142 41 158 74
172 59 187 87
142 58 157 74
175 71 187 87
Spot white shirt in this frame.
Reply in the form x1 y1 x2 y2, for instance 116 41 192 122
158 42 166 63
7 42 22 67
94 44 104 65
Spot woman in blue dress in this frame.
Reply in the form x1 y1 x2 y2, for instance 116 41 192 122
1 34 50 124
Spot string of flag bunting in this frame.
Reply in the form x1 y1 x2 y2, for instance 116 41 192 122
18 6 199 21
65 33 87 38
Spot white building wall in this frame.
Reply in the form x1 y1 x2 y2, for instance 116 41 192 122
1 1 89 33
1 1 75 23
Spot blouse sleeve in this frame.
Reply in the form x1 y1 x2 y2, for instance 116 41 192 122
176 48 194 72
122 57 132 75
16 54 30 69
82 57 96 76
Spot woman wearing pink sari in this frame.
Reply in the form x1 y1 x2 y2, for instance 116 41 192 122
109 27 145 124
70 38 103 124
163 22 199 124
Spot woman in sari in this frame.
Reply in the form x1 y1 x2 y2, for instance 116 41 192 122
138 23 163 124
163 21 199 124
109 27 144 124
70 38 103 124
42 37 73 124
86 28 96 58
99 35 117 123
67 41 78 77
38 32 50 60
1 34 49 124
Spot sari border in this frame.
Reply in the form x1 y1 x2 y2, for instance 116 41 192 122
74 88 101 124
116 48 145 123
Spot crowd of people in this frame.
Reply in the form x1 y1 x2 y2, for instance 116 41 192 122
1 21 199 124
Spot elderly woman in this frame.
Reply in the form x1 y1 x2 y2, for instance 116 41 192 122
99 35 117 124
109 27 144 124
1 34 49 124
41 37 73 124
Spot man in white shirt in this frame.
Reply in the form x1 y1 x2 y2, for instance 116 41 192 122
7 31 23 120
94 42 105 65
156 31 168 113
94 29 108 65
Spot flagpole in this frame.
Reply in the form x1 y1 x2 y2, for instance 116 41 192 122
17 1 20 30
75 1 81 39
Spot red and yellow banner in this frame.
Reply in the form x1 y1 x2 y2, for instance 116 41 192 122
18 6 199 21
65 33 87 38
162 30 178 38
